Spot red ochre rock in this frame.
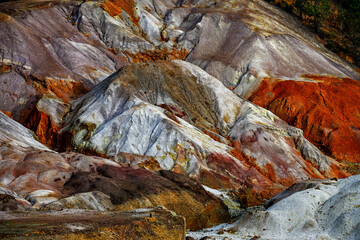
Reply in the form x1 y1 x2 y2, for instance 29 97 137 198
249 76 360 164
25 110 61 149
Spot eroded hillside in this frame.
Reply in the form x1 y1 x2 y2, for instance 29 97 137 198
0 0 359 239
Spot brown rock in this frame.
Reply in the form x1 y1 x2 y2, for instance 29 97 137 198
0 193 26 211
0 207 185 240
112 152 162 171
42 191 115 211
63 166 230 230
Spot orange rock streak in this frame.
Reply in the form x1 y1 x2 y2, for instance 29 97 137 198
249 76 360 163
25 110 61 149
123 48 188 63
100 0 139 26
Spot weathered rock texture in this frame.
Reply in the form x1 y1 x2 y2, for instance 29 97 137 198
62 166 230 230
0 112 229 230
0 0 126 124
0 0 359 170
229 175 360 240
188 175 360 240
72 0 359 82
62 60 346 196
67 0 360 168
0 208 185 240
249 76 360 163
0 0 360 236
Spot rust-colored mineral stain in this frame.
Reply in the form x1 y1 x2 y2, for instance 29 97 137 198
199 167 237 189
329 163 350 178
137 158 161 171
234 183 286 207
0 65 12 74
0 110 12 118
32 77 89 103
100 0 139 26
25 110 61 149
249 76 360 163
171 163 185 175
123 48 188 63
265 163 277 181
0 12 9 22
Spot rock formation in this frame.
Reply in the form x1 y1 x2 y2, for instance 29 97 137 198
61 60 344 194
188 175 360 239
0 207 186 239
0 0 359 238
234 176 360 239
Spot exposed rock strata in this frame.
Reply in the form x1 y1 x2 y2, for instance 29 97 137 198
62 61 345 193
69 0 360 167
0 0 359 237
0 112 229 230
249 76 360 163
0 1 126 123
1 0 359 170
0 208 185 240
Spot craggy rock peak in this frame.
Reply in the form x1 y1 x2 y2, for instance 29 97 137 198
72 0 360 164
74 0 359 82
62 60 346 194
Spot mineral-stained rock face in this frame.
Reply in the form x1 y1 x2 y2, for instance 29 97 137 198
249 76 360 164
67 0 360 171
0 0 360 237
62 60 346 194
63 166 230 230
0 1 127 123
168 0 359 87
42 191 116 211
0 2 124 86
0 208 186 240
0 112 229 230
72 0 359 86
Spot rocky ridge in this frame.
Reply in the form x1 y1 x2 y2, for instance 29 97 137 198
0 0 359 239
61 60 343 193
